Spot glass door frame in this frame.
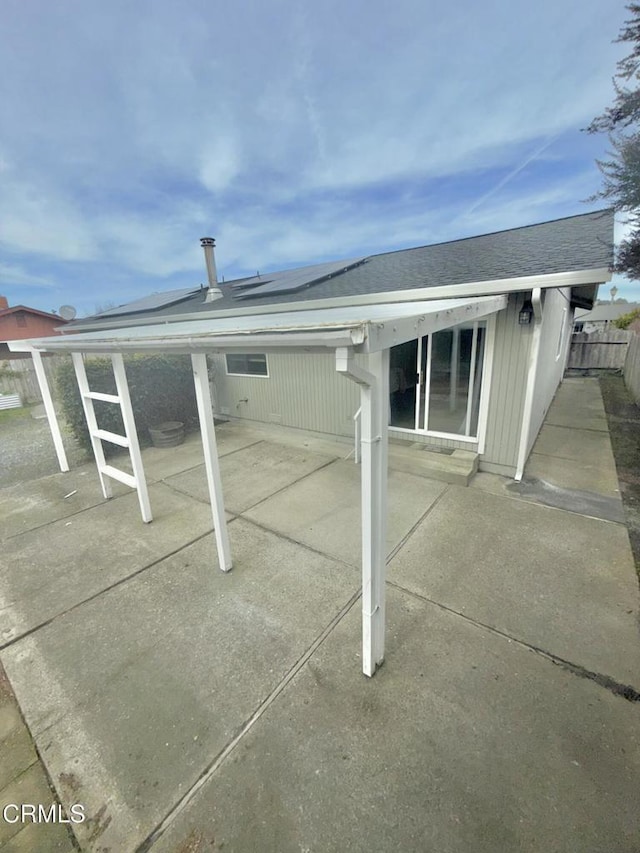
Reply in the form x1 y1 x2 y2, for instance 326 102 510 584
390 313 497 447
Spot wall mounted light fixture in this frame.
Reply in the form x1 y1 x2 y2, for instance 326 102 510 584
519 297 534 325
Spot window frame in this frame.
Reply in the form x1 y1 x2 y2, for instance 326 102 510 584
224 352 269 378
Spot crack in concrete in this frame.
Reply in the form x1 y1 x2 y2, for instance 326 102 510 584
238 455 340 515
2 440 265 543
0 530 216 652
236 514 360 572
542 421 609 434
135 589 362 853
387 581 640 703
385 485 450 564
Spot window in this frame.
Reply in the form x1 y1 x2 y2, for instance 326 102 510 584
225 353 268 377
15 313 27 328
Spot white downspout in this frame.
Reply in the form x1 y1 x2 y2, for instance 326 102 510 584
336 346 389 677
514 288 543 481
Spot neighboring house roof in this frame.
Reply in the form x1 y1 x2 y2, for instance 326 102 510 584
68 208 614 332
0 305 64 322
574 302 640 323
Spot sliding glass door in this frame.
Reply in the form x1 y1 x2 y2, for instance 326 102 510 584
389 321 486 439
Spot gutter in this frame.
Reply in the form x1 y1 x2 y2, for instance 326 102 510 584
514 288 543 481
7 328 363 355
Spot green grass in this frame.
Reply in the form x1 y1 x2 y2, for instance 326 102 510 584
0 406 32 425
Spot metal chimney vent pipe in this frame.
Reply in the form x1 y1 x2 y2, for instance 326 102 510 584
200 237 223 302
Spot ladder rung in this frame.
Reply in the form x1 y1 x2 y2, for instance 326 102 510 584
100 465 137 489
92 429 129 448
84 391 121 403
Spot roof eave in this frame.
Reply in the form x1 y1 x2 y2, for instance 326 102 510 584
64 267 612 334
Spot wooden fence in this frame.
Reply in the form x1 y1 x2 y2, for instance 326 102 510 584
0 355 69 405
568 330 632 371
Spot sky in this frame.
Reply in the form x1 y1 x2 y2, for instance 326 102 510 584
0 0 638 317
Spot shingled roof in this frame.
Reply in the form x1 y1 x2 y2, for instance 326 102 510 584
73 208 614 329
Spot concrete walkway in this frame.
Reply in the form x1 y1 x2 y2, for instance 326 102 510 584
0 378 638 852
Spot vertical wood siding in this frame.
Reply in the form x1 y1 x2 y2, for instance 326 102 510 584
481 295 531 473
526 287 572 457
209 295 552 475
210 352 359 437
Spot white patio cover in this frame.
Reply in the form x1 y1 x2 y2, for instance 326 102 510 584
9 293 507 677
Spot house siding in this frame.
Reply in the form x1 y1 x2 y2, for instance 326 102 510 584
210 350 481 453
525 287 572 457
209 294 562 477
479 295 532 475
210 352 359 437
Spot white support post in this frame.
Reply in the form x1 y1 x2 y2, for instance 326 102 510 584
337 347 389 677
72 352 113 499
111 354 152 523
31 350 69 472
515 289 544 481
360 350 389 675
191 354 232 572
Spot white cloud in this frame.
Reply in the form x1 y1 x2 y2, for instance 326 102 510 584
0 263 54 288
0 174 99 262
198 135 242 193
0 0 630 305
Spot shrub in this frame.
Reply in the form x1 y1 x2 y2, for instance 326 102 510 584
614 308 640 330
56 354 200 456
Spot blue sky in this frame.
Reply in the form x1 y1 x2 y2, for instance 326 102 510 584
0 0 637 316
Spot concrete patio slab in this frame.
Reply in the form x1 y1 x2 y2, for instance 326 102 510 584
388 486 640 685
543 411 609 431
1 518 359 851
0 375 638 853
506 474 624 523
0 482 217 645
523 450 621 499
0 465 130 540
0 818 76 852
140 424 265 483
533 422 617 466
150 586 640 853
244 459 447 566
165 439 337 513
0 426 268 541
543 383 609 431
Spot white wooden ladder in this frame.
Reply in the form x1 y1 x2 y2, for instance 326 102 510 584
71 352 152 523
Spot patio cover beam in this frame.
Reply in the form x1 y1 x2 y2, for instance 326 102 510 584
7 296 508 358
360 295 507 352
